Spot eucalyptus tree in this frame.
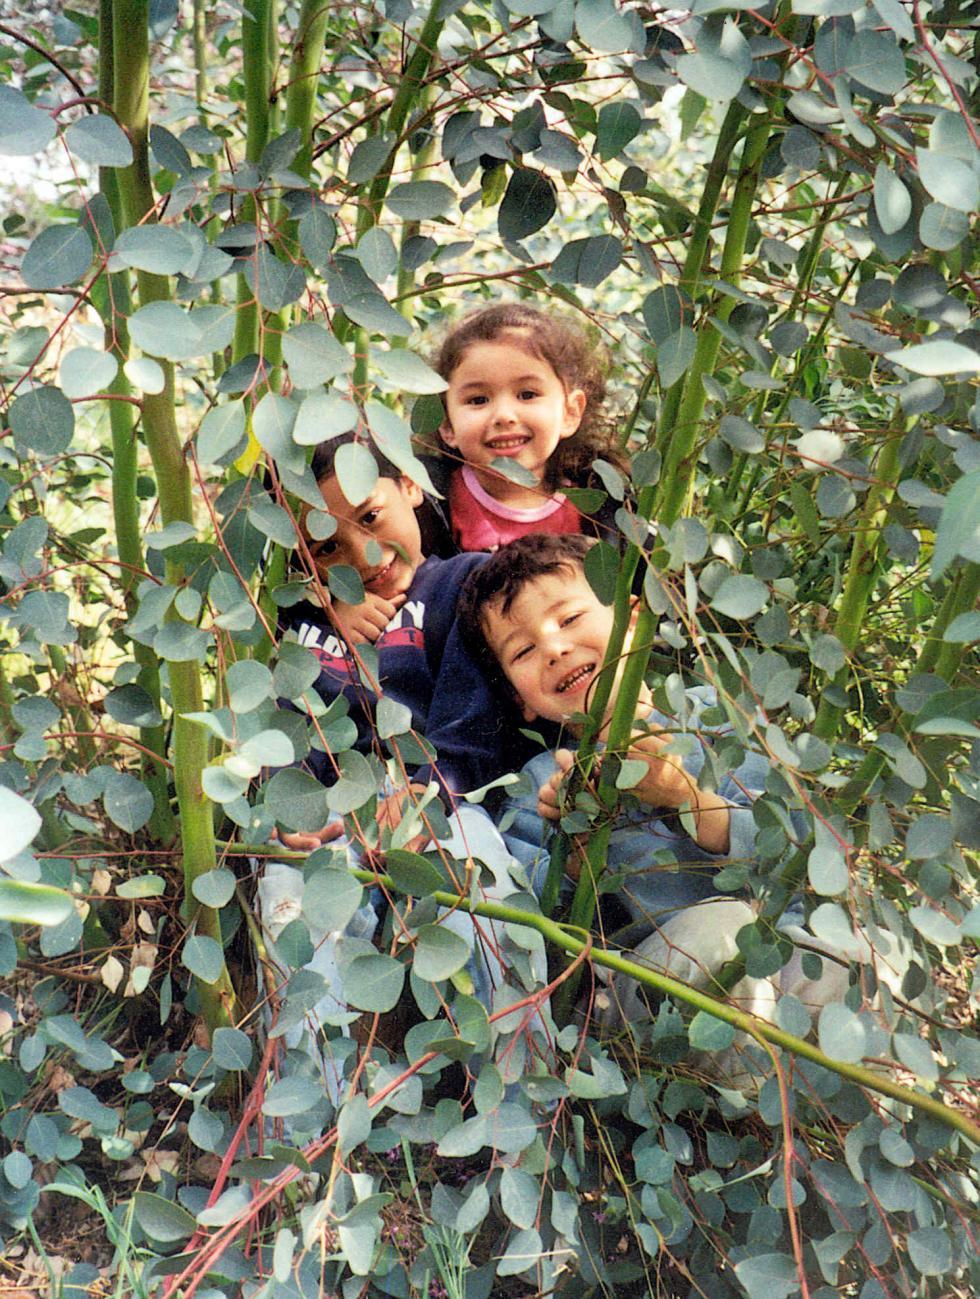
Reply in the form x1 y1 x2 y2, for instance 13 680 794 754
0 0 977 1295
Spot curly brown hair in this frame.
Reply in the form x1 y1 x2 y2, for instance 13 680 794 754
432 302 623 491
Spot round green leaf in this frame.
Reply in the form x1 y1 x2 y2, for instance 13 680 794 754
124 357 165 394
385 180 454 220
384 849 444 897
324 750 377 815
907 1227 952 1277
817 1003 867 1063
733 1253 800 1299
676 20 752 102
575 0 633 53
65 113 133 166
212 1026 253 1071
345 953 405 1013
21 224 93 288
191 868 237 908
264 767 331 833
302 864 364 933
59 347 118 399
688 1010 736 1053
102 770 154 833
0 786 42 862
133 1192 196 1243
282 322 353 389
583 539 619 605
112 224 195 275
182 933 226 985
710 575 769 620
498 168 556 242
298 205 337 268
596 101 642 160
844 29 906 95
873 162 911 236
916 147 978 213
334 440 378 508
226 659 274 714
0 86 57 156
129 301 204 361
918 203 969 252
412 924 470 982
6 1150 32 1192
888 340 980 377
369 348 447 395
0 880 74 927
9 385 75 456
198 403 246 464
294 390 359 444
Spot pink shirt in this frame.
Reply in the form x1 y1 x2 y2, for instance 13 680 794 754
448 464 583 552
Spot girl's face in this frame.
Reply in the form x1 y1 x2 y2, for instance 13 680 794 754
304 473 424 601
440 333 586 484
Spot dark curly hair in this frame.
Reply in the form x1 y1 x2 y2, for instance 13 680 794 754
432 303 622 491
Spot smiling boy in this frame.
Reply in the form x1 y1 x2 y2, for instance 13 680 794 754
280 436 536 804
457 533 768 937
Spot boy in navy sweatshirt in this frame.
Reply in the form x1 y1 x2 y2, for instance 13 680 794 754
260 438 544 1095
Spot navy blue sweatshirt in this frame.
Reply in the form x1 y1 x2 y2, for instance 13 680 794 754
279 554 531 797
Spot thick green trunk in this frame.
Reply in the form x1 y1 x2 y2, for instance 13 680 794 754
112 0 236 1033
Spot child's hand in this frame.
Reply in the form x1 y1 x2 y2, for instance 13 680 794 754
332 591 406 644
377 782 431 854
628 727 696 810
306 589 405 644
273 821 344 853
629 727 731 854
537 749 576 822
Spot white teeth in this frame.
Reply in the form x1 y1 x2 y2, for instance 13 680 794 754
556 664 593 693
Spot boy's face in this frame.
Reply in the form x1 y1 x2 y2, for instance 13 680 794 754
305 473 424 601
482 567 623 726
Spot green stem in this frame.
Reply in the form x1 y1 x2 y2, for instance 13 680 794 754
224 844 980 1148
838 561 980 817
192 0 207 106
113 0 235 1034
284 0 329 182
813 419 906 741
655 101 747 440
97 0 174 843
355 2 445 239
656 115 774 527
233 0 275 364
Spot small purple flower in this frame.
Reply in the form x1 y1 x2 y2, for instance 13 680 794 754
592 1210 607 1224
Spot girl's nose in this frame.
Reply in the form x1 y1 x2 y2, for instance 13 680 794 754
491 396 517 425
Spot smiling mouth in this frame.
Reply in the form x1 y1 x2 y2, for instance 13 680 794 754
364 559 396 592
486 435 531 452
556 663 595 694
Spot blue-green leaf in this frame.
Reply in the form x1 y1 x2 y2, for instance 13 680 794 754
182 933 226 985
21 224 93 289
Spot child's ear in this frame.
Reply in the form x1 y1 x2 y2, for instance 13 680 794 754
438 419 458 449
520 700 540 723
398 476 425 508
559 387 587 440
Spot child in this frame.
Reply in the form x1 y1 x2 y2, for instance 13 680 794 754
430 302 622 552
278 434 538 803
456 534 786 1036
260 438 550 1095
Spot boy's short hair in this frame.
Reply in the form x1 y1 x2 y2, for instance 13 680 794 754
458 534 595 689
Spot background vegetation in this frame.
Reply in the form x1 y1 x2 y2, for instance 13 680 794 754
0 0 977 1295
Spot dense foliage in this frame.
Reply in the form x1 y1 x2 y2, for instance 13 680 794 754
0 0 977 1295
